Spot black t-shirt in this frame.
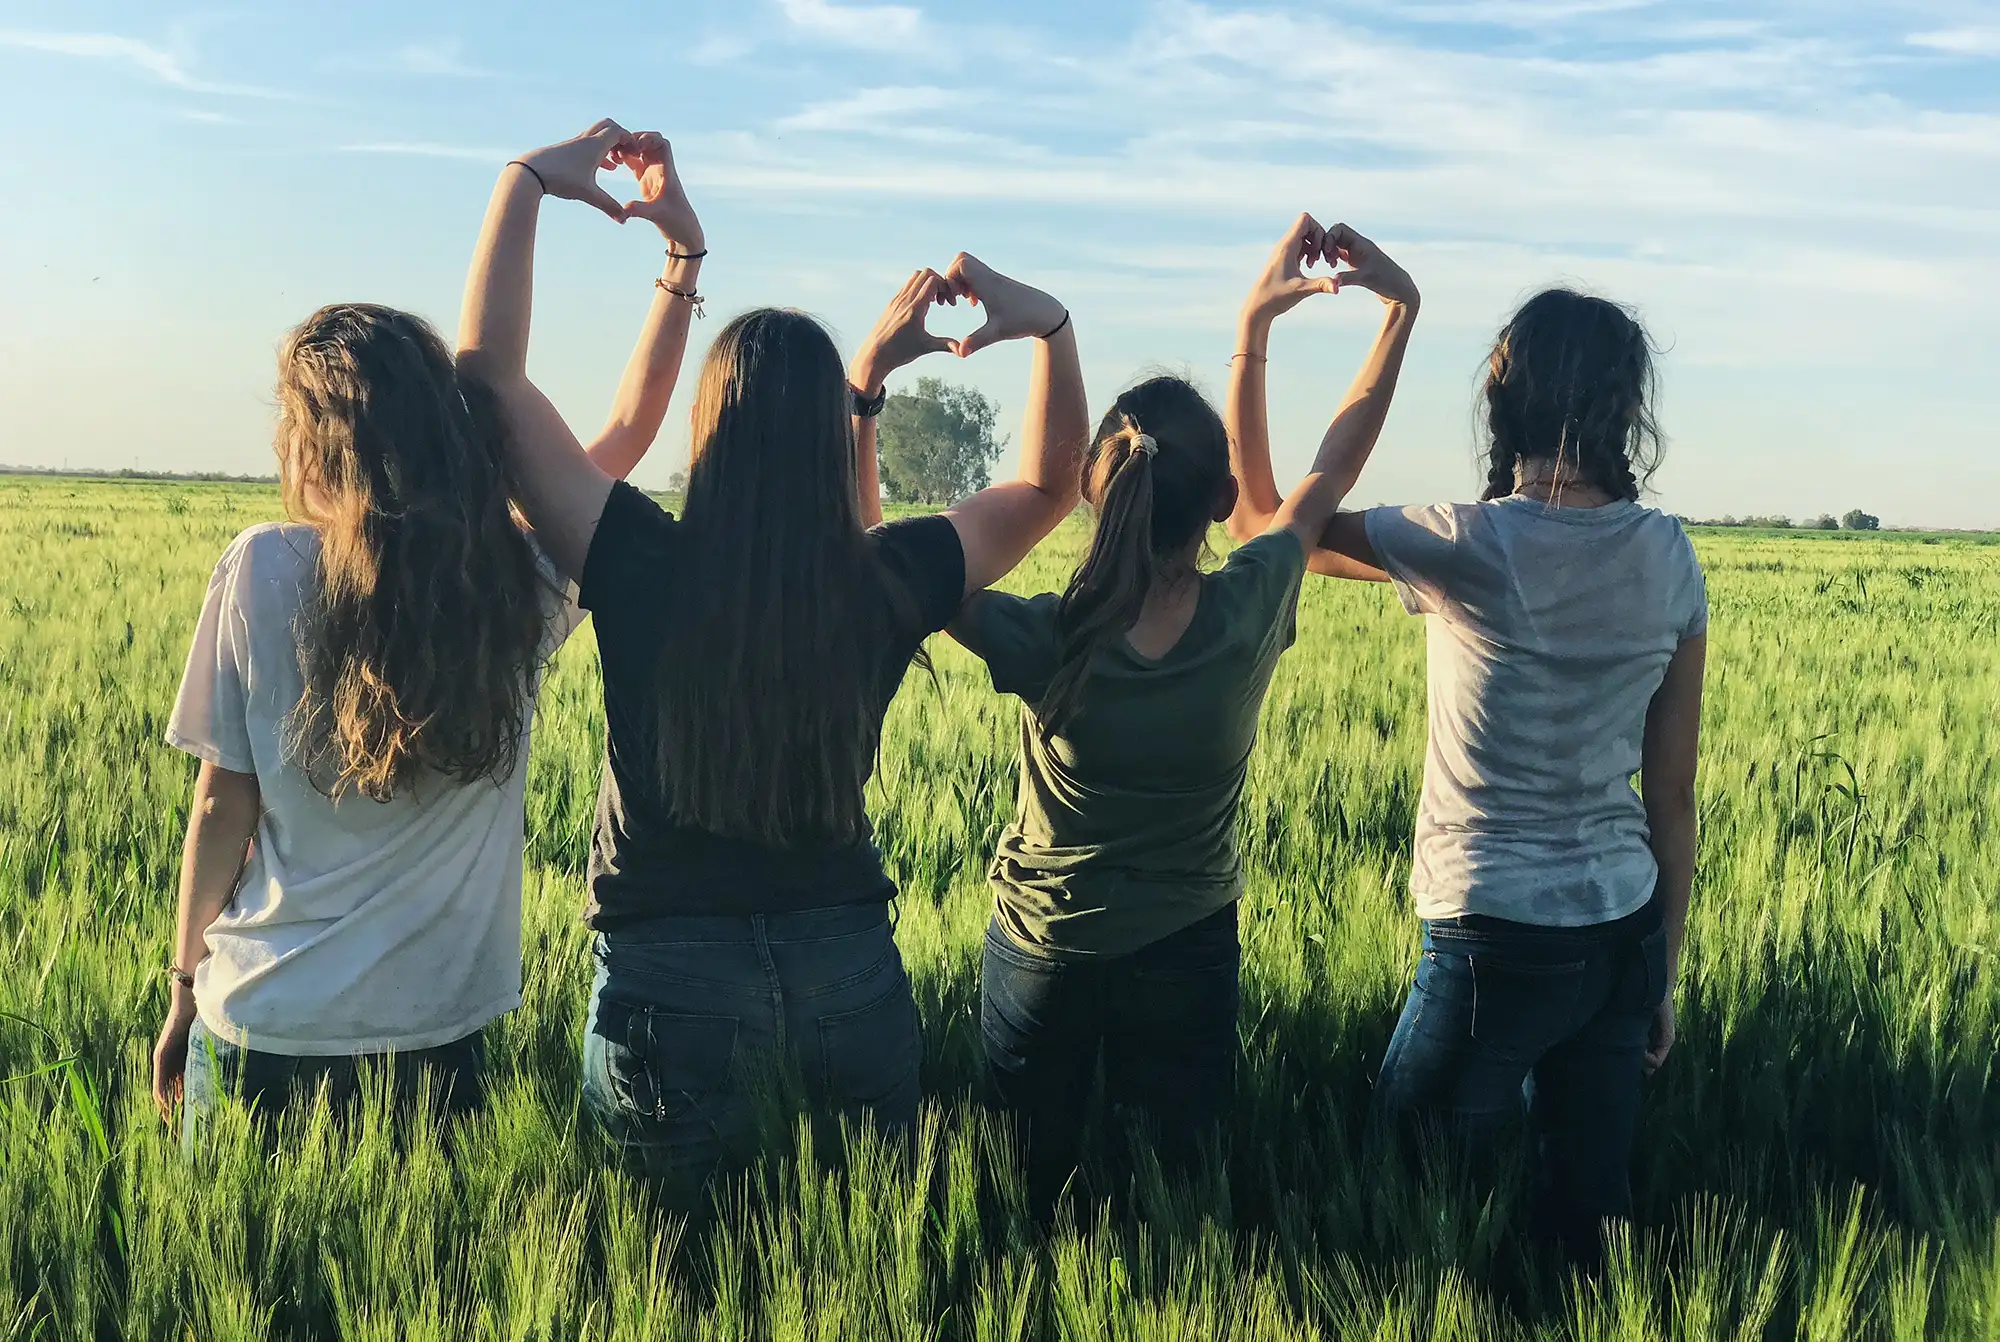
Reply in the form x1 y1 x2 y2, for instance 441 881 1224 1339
576 482 966 927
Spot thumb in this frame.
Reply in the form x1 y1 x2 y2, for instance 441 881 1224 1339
955 316 1002 359
925 332 954 355
1316 276 1341 295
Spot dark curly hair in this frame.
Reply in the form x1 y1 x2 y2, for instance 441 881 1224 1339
1480 288 1662 502
278 303 557 802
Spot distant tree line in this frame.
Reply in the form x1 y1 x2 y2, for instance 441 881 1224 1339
1686 509 1880 532
0 465 277 484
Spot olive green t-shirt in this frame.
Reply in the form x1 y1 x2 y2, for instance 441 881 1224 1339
956 530 1307 959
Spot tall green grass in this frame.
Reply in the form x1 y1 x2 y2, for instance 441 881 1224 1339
2 477 1996 1338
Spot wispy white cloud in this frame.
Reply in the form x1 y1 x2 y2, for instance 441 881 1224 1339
176 108 238 125
778 86 964 133
336 141 505 161
1908 26 2000 56
775 0 926 51
0 29 287 98
329 38 498 79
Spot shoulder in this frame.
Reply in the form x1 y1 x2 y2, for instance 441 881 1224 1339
213 522 316 597
869 513 967 632
1365 500 1479 542
1223 528 1307 572
869 512 964 566
580 482 679 612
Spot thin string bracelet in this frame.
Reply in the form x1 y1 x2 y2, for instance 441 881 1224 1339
655 278 706 317
1231 351 1268 363
507 160 548 195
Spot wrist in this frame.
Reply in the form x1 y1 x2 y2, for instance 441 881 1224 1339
657 222 706 254
850 352 890 396
1237 313 1274 355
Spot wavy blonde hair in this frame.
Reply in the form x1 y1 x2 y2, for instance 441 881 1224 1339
276 303 555 801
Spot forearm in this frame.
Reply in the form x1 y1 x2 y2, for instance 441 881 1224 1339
1226 316 1283 540
1015 319 1086 507
587 253 703 481
1647 794 1698 978
456 165 545 385
168 764 259 1002
848 347 890 529
851 415 884 528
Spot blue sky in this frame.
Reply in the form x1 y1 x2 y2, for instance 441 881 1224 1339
2 0 1997 526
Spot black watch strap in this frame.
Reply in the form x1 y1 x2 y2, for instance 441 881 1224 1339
850 383 888 419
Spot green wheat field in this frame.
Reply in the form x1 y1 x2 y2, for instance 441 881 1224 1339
2 475 1997 1340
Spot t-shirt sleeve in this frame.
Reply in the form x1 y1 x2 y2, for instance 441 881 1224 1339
527 533 585 656
166 539 257 774
869 514 968 637
1215 529 1308 657
578 481 677 615
1364 504 1477 616
1675 526 1710 640
956 591 1063 701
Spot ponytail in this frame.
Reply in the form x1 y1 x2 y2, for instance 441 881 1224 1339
1037 419 1161 733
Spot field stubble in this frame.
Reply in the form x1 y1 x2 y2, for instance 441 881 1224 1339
0 477 1996 1339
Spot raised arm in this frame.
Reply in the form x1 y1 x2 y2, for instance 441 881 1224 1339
457 121 703 579
1227 220 1418 580
584 133 708 482
939 253 1087 596
151 760 260 1122
1640 632 1706 1073
849 269 957 528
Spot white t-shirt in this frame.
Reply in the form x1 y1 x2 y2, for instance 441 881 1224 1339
166 523 581 1055
1365 496 1708 927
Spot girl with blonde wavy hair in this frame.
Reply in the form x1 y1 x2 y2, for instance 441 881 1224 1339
151 135 698 1138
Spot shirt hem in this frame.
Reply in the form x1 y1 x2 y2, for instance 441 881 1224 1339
194 991 519 1056
1412 879 1658 929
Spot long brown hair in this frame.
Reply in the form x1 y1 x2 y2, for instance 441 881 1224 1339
656 308 916 846
1481 288 1663 502
1038 377 1229 733
277 303 554 801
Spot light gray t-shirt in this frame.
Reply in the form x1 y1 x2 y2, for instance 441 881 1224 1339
166 523 580 1054
1365 497 1707 926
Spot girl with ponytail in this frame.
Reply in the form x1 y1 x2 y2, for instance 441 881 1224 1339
946 215 1418 1212
1228 235 1707 1265
151 131 695 1141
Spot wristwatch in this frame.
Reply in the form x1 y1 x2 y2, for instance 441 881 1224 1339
850 383 888 419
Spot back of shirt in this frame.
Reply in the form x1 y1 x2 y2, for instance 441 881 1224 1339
166 523 578 1054
1364 497 1708 926
960 529 1307 958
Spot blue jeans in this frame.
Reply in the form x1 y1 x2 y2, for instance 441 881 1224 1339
981 903 1240 1211
582 902 920 1190
180 1017 487 1150
1374 898 1669 1261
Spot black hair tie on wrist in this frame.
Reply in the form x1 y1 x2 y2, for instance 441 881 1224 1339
850 383 888 419
666 247 708 261
1040 310 1071 340
507 160 548 195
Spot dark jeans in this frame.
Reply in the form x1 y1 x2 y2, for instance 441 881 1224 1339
180 1018 487 1150
582 902 920 1191
1373 898 1669 1261
981 902 1240 1210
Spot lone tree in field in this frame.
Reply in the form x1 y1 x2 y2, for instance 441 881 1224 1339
1807 514 1840 531
1842 509 1882 531
877 378 1004 506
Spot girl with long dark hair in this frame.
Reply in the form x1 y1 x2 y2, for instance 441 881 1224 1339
152 177 690 1135
456 122 1089 1186
945 214 1418 1209
1228 231 1706 1261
